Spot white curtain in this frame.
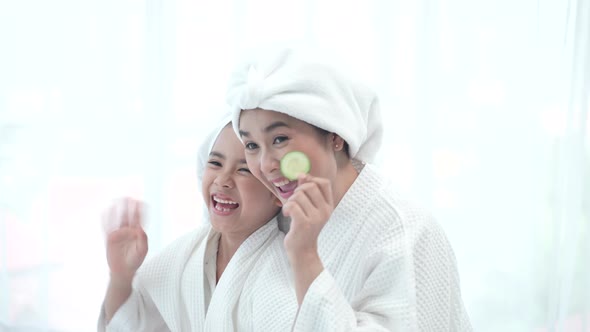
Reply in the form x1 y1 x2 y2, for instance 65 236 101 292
0 0 588 331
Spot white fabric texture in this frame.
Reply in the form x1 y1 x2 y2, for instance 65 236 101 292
279 161 472 331
97 219 298 331
227 45 384 164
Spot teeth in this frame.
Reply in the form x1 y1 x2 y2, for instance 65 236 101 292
213 196 238 205
214 205 231 212
274 179 290 187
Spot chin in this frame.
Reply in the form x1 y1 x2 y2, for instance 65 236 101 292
263 181 282 201
210 221 233 235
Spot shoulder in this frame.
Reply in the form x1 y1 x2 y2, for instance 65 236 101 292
256 218 288 259
250 218 290 272
357 163 448 247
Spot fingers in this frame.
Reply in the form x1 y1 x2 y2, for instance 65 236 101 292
120 199 130 228
297 174 333 207
102 202 120 235
293 183 323 210
135 226 149 255
294 175 334 212
127 199 144 228
284 175 334 225
282 201 307 221
283 184 320 220
102 197 146 236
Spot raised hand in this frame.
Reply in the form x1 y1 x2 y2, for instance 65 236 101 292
282 174 334 254
103 198 148 281
281 174 333 304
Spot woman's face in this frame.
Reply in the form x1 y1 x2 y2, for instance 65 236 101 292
238 109 339 204
202 125 280 235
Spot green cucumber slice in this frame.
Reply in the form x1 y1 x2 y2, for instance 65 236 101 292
280 151 311 181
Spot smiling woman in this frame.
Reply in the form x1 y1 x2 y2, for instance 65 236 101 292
97 115 297 331
229 46 472 331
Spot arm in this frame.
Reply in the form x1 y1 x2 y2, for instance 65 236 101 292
287 249 324 305
413 220 472 331
291 245 411 331
285 176 471 331
104 276 134 322
283 175 397 330
102 198 148 323
98 198 168 331
281 175 332 305
98 280 168 332
292 219 472 331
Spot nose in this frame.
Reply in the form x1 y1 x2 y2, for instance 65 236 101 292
214 171 233 188
260 149 279 176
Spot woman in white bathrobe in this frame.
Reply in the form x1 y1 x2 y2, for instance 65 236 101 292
98 118 298 331
227 46 473 331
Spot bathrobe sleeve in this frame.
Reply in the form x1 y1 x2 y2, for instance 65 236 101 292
97 283 169 332
293 219 472 332
292 257 408 331
412 219 472 331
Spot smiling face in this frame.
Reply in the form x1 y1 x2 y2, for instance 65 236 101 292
238 109 342 204
201 124 280 236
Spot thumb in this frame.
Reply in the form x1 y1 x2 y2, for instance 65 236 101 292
135 227 149 255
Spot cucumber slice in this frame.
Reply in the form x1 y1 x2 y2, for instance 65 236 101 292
280 151 311 181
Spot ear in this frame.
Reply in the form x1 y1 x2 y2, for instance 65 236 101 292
331 133 346 152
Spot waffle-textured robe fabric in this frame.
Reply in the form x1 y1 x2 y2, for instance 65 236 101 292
98 219 298 331
285 162 473 331
99 162 472 331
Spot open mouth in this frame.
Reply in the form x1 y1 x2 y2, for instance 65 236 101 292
273 178 298 198
212 195 239 213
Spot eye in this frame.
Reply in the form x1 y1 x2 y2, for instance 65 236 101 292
208 160 221 167
238 167 251 174
244 142 259 150
273 135 288 144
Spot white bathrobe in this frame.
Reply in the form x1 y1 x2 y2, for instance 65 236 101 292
283 162 472 331
98 218 298 332
226 45 471 331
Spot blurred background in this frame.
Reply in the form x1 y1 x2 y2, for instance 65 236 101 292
0 0 588 331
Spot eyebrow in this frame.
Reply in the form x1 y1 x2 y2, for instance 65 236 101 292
209 151 225 159
210 151 247 164
239 121 290 137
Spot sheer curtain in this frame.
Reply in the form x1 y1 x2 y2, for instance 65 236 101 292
0 0 588 331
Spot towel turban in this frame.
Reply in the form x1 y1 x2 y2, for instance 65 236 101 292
227 45 383 163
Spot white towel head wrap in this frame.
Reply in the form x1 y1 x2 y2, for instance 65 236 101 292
196 112 233 189
227 45 383 163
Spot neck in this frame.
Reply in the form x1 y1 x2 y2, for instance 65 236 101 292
332 160 359 207
217 233 245 262
216 231 250 282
